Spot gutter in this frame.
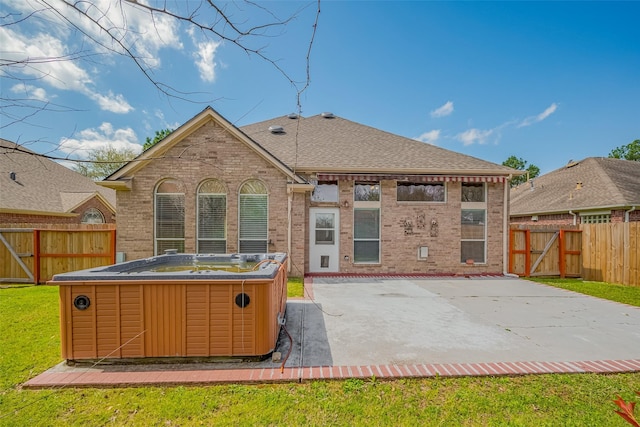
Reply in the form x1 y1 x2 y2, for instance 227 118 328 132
287 190 292 274
625 206 637 223
503 174 512 275
569 210 577 226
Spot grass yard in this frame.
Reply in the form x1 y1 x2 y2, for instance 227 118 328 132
527 277 640 307
1 284 638 426
287 276 304 298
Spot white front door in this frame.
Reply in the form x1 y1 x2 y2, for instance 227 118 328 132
309 208 340 273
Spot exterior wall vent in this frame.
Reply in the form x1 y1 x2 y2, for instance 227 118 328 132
321 112 335 119
287 113 298 119
268 125 285 134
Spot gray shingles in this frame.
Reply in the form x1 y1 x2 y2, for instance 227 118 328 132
0 139 116 214
241 114 514 174
510 157 640 215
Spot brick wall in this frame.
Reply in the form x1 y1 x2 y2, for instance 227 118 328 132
510 213 576 226
115 119 508 276
115 120 299 268
511 208 640 226
329 180 505 275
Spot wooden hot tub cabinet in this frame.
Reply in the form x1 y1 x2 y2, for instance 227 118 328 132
55 264 287 362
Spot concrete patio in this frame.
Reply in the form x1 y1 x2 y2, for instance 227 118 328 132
24 277 640 388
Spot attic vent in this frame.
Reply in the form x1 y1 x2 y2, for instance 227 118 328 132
566 160 579 168
287 113 298 119
321 112 335 119
9 172 16 181
268 125 285 134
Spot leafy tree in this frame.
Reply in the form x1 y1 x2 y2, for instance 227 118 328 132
609 139 640 161
502 155 541 187
75 146 139 180
144 128 173 151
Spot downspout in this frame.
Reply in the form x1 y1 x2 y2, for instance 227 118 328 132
503 175 512 275
287 188 293 273
625 206 636 223
569 210 577 226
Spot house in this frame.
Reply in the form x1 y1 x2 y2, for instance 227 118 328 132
510 157 640 225
100 107 519 276
0 139 116 225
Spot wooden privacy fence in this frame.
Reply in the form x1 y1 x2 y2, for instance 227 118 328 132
581 222 639 286
509 223 640 286
0 224 115 284
509 227 582 278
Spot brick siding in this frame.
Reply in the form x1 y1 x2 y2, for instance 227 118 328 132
511 208 640 226
116 120 507 275
329 180 504 275
115 120 300 269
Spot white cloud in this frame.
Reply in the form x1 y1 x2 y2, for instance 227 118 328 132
456 128 494 146
89 91 133 114
414 130 440 145
0 0 186 112
430 101 454 118
59 122 142 158
518 103 558 127
0 25 133 113
194 40 221 82
11 84 50 102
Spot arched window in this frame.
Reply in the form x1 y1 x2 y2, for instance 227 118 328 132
81 208 105 224
197 179 227 253
239 179 268 253
154 179 185 254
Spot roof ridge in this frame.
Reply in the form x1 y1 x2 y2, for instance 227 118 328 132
590 157 626 202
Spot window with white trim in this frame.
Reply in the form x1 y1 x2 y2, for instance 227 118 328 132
197 179 227 253
155 179 185 254
354 182 380 263
81 208 105 224
239 179 268 253
461 183 486 263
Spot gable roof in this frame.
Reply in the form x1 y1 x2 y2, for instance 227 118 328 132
241 114 516 175
510 157 640 216
0 139 116 216
103 106 306 186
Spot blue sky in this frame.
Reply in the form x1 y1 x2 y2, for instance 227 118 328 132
1 1 638 174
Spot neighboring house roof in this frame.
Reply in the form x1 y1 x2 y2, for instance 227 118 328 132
510 157 640 216
241 114 516 175
0 139 116 216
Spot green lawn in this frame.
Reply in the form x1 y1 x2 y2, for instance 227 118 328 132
527 277 640 307
287 276 304 298
1 284 638 426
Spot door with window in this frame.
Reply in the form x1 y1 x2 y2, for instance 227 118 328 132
309 208 340 272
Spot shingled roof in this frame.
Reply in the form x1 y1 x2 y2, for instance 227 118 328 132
0 139 116 215
510 157 640 216
240 114 515 175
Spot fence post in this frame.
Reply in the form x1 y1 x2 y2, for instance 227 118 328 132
524 229 531 277
508 229 514 274
110 229 116 264
559 229 566 278
33 229 40 284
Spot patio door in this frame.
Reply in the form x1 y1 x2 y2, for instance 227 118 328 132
309 208 340 273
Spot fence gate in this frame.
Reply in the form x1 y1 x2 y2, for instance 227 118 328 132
0 229 35 283
1 227 116 284
509 228 582 277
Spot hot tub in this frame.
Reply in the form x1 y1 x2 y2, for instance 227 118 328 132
48 253 288 362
